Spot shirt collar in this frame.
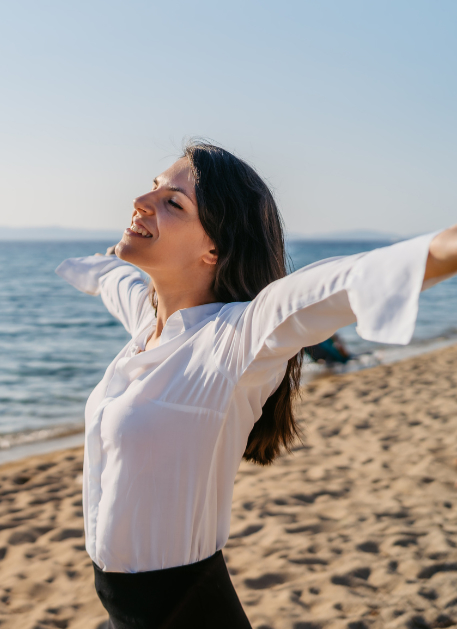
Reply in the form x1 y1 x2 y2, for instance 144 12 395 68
159 302 225 345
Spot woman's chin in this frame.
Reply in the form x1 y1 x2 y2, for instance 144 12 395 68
115 237 151 268
115 239 134 261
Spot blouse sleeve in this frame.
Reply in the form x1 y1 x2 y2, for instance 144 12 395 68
214 230 449 383
55 255 152 336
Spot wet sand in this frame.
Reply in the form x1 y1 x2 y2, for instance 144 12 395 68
1 345 457 628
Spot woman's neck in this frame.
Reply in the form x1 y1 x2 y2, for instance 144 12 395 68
147 281 217 347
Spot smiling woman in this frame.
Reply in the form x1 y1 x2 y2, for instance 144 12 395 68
55 140 457 629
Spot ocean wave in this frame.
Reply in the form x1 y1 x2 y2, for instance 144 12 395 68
0 423 85 450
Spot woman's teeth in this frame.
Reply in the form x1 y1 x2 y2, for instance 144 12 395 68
130 224 152 238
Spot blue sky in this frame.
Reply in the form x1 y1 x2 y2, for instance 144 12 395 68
1 0 456 236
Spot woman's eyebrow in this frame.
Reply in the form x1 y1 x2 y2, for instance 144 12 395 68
153 177 194 204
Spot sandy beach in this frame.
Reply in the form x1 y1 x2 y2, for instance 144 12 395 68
1 344 457 629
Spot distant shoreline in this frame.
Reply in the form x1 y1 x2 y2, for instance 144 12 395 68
0 226 413 242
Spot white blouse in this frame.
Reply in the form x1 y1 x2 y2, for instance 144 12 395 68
56 232 444 573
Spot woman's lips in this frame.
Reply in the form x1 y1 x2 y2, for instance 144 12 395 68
129 221 153 237
124 227 153 239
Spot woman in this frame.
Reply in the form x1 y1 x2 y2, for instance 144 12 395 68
56 142 457 628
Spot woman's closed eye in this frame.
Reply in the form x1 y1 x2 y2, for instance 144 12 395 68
168 199 183 210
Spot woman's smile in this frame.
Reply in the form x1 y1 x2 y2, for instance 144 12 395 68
124 227 152 239
124 217 153 239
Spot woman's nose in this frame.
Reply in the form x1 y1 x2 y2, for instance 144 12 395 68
133 192 155 214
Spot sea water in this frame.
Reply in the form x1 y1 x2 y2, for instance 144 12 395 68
0 239 456 445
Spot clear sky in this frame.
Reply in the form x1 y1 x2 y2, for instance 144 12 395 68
1 0 456 236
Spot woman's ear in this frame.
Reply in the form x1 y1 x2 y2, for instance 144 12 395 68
202 247 218 266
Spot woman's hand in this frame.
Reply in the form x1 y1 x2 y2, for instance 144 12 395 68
424 225 457 281
94 245 117 257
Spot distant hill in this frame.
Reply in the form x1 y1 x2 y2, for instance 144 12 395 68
287 229 406 242
0 226 123 241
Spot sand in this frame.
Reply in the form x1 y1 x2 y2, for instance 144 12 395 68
1 345 457 629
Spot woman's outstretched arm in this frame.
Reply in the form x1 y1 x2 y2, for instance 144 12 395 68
215 229 456 384
424 225 457 282
55 251 152 337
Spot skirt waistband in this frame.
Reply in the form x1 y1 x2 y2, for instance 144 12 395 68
92 550 223 579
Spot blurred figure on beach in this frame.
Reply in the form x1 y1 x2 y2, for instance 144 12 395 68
305 334 352 365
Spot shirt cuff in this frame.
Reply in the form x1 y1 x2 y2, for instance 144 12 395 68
55 255 132 296
347 230 443 345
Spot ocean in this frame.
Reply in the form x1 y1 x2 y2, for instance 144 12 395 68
1 239 456 450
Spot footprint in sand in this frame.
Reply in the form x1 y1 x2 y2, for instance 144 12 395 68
393 536 417 547
356 540 379 553
417 587 438 601
244 573 286 589
8 526 53 545
285 523 324 534
288 556 328 566
330 566 374 589
11 475 31 486
36 462 57 471
66 570 79 579
230 524 263 539
417 562 457 579
29 495 61 505
387 560 398 573
49 528 84 542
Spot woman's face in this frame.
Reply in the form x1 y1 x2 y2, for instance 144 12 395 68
115 157 217 279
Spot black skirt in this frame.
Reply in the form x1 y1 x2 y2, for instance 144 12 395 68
93 550 252 629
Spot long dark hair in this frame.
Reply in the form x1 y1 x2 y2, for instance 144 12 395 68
183 141 305 466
